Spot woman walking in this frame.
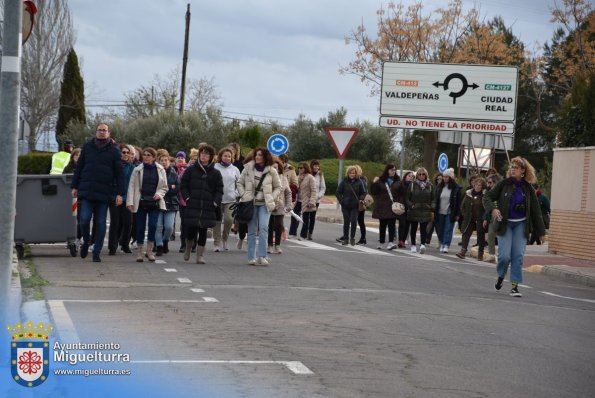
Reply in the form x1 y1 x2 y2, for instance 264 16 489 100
434 168 461 253
336 165 367 246
296 162 318 240
307 160 326 240
456 177 487 260
355 165 368 245
213 147 241 252
482 173 502 263
396 171 414 248
126 147 169 262
155 150 180 256
370 164 401 250
108 144 135 255
267 158 292 254
406 167 435 254
237 147 281 265
483 157 545 297
180 145 223 264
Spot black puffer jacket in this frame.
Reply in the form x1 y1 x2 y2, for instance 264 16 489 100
180 162 223 229
370 178 400 219
71 138 124 202
336 177 367 210
434 182 462 221
163 167 180 211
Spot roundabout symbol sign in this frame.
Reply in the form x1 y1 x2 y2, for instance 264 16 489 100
438 153 448 173
267 134 289 156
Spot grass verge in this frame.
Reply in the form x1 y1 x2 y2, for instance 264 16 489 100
20 246 48 301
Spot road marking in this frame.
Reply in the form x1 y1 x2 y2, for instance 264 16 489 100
47 300 80 343
155 260 167 264
130 360 313 375
164 268 177 272
57 299 217 303
177 277 192 284
202 297 219 303
191 288 205 293
337 243 393 256
286 239 339 251
540 291 595 304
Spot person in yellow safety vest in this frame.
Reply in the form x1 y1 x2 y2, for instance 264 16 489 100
50 139 74 174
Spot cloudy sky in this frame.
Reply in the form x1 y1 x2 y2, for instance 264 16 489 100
70 0 557 126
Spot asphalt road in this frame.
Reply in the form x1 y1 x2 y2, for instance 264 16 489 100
28 219 595 397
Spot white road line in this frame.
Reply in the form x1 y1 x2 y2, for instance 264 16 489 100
130 360 313 375
155 260 167 264
191 288 205 293
164 268 177 272
202 297 219 303
47 300 80 343
57 299 216 303
540 291 595 304
286 239 339 251
336 243 393 256
177 277 192 284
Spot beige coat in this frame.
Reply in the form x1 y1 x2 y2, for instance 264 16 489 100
299 173 318 213
237 161 282 213
271 174 292 216
126 163 169 212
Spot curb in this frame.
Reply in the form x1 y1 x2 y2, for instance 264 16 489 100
526 264 595 288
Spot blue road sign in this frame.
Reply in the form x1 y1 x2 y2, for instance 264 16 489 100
267 134 289 156
438 153 448 173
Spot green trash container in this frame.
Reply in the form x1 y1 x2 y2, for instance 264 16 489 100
14 174 78 258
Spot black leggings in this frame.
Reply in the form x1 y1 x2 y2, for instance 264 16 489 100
398 214 409 242
267 214 284 246
357 210 366 239
378 218 396 244
342 207 359 239
186 226 208 246
409 221 428 246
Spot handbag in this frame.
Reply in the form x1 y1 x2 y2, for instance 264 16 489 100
348 180 367 211
386 182 405 215
139 195 160 210
232 172 268 223
363 194 374 207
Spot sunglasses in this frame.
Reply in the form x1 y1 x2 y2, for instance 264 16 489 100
121 151 130 154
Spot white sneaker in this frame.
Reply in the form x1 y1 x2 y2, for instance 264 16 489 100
419 244 426 254
288 235 297 240
267 246 273 254
222 241 228 251
377 244 383 250
386 242 397 250
236 239 244 250
257 257 269 265
273 245 283 254
248 259 256 265
443 245 449 253
410 245 417 253
213 245 220 252
131 242 137 249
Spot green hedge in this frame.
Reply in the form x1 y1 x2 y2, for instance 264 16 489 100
18 153 53 174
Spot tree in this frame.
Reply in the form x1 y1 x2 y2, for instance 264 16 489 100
124 69 221 119
0 0 75 151
55 47 86 142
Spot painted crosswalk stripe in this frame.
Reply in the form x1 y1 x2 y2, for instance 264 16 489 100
177 277 192 284
130 360 313 375
191 288 205 293
164 268 177 272
202 297 219 303
155 259 167 264
286 239 339 251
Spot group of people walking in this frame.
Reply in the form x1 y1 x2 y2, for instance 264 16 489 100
67 123 327 266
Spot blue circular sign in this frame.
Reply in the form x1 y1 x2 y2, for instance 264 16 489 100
267 134 289 156
438 153 448 173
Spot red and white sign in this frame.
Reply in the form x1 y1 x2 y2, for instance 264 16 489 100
379 116 514 134
325 128 359 159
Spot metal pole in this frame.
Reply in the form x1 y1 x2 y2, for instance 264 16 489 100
499 134 511 164
0 0 23 358
179 3 191 115
399 129 406 178
336 158 344 210
465 132 472 180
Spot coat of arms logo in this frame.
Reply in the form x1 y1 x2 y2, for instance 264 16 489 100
7 321 53 387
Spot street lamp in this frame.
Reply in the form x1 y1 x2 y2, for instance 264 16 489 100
22 0 37 44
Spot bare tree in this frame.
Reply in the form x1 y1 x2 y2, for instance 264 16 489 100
1 0 75 151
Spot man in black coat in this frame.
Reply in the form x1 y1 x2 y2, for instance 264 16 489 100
71 124 124 262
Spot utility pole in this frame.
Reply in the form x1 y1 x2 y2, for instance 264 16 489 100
0 0 23 358
179 3 191 115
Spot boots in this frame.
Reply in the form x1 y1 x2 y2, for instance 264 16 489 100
163 241 169 254
196 246 206 264
307 233 312 241
183 239 193 261
146 241 156 262
156 246 164 256
136 245 144 262
456 248 467 259
477 251 484 261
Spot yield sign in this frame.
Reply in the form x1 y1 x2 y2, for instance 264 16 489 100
325 127 359 160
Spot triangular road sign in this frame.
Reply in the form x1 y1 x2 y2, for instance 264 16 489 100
325 127 359 160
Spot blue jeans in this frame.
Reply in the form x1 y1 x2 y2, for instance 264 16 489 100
155 211 176 246
247 204 270 260
437 214 454 246
79 199 108 255
135 207 160 245
496 220 526 283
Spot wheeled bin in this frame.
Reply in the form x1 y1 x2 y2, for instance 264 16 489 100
14 174 78 259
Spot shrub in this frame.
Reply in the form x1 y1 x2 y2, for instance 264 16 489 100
18 153 53 174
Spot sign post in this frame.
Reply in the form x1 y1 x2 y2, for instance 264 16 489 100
325 127 359 210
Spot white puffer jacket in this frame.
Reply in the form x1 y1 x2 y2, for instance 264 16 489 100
237 161 282 213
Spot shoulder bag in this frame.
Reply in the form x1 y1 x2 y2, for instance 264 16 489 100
386 182 405 215
232 172 268 223
349 181 367 211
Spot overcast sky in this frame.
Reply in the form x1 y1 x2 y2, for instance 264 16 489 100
70 0 557 126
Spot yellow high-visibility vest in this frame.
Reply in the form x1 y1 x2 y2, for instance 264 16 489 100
50 151 71 174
